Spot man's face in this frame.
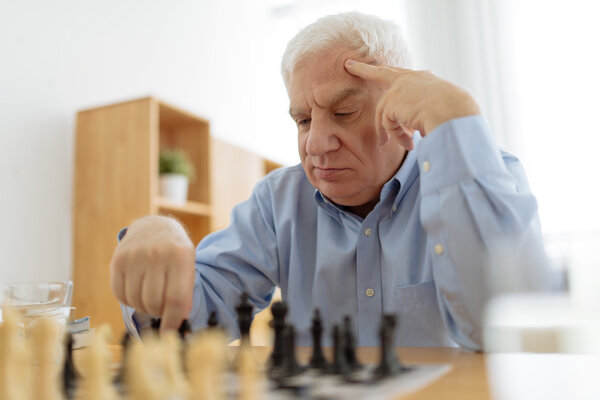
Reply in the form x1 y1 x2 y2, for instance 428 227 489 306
288 48 406 210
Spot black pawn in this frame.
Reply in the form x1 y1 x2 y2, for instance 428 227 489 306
268 301 288 373
207 310 219 328
150 318 161 333
326 325 350 375
343 315 362 370
373 314 403 379
113 332 132 384
282 324 303 377
178 319 192 339
308 309 328 370
62 333 80 395
235 293 253 345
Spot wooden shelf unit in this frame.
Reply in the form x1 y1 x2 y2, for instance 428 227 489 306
73 97 282 338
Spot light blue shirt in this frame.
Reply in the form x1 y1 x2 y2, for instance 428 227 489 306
122 115 551 350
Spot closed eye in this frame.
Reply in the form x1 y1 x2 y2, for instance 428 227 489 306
334 112 354 117
296 118 311 127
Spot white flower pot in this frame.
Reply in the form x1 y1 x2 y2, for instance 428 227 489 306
159 174 189 205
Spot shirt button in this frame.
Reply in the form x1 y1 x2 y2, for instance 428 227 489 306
392 205 397 212
364 228 372 236
365 288 375 297
434 244 444 255
423 161 431 172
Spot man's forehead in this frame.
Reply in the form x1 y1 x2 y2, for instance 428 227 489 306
289 86 365 116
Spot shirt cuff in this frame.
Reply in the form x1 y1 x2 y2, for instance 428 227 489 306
417 115 507 196
120 303 152 340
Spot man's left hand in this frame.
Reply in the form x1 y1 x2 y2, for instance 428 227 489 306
344 59 480 150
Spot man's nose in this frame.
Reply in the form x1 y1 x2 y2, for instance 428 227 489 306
305 116 341 156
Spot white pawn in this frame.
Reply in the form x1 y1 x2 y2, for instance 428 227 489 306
160 331 189 398
237 344 263 400
29 317 62 400
126 335 163 400
1 307 33 400
76 324 117 400
186 330 228 400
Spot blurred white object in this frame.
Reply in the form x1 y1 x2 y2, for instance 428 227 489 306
159 174 189 205
484 233 600 354
488 352 600 400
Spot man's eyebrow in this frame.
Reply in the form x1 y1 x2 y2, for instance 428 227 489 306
327 87 363 108
289 88 363 118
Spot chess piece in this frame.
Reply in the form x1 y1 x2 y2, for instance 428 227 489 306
12 328 33 400
161 331 189 398
326 324 350 375
236 293 253 345
343 315 362 370
178 319 192 340
150 318 161 333
267 301 287 373
282 324 303 377
1 306 32 399
238 344 263 400
30 317 62 400
308 309 328 370
113 332 131 385
373 314 403 379
126 338 163 400
187 330 228 400
62 333 80 396
75 324 117 400
207 311 219 328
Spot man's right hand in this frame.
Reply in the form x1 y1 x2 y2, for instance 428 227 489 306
109 215 196 333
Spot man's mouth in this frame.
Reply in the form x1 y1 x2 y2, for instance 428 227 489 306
313 167 346 179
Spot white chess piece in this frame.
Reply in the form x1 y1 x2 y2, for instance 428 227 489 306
1 307 33 400
126 334 164 400
237 344 263 400
29 317 62 400
76 324 117 400
160 331 189 398
187 330 228 400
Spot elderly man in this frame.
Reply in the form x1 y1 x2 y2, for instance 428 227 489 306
110 12 550 350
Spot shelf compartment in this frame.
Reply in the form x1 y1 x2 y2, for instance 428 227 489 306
157 197 212 216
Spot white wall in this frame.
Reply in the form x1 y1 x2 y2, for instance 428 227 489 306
0 0 301 282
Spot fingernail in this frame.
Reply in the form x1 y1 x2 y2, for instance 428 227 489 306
345 59 354 67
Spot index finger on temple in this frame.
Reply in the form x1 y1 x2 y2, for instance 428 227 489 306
344 59 403 84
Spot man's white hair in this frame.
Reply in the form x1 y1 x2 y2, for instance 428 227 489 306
281 11 413 88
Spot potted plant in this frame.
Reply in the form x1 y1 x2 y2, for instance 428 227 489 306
159 149 195 205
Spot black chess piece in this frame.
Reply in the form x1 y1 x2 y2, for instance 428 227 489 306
373 314 403 379
178 319 192 339
235 293 253 345
150 318 161 333
62 333 80 396
343 315 362 370
268 301 288 373
308 309 328 370
326 324 350 375
281 324 303 377
207 310 219 328
113 332 132 385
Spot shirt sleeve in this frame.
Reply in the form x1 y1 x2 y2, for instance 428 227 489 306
417 115 553 350
185 179 280 339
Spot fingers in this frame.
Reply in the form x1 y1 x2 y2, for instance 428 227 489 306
141 269 166 316
375 92 416 151
124 261 145 312
109 257 126 304
160 248 195 333
344 59 409 86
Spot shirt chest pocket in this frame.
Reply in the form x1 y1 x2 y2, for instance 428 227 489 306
394 280 455 346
